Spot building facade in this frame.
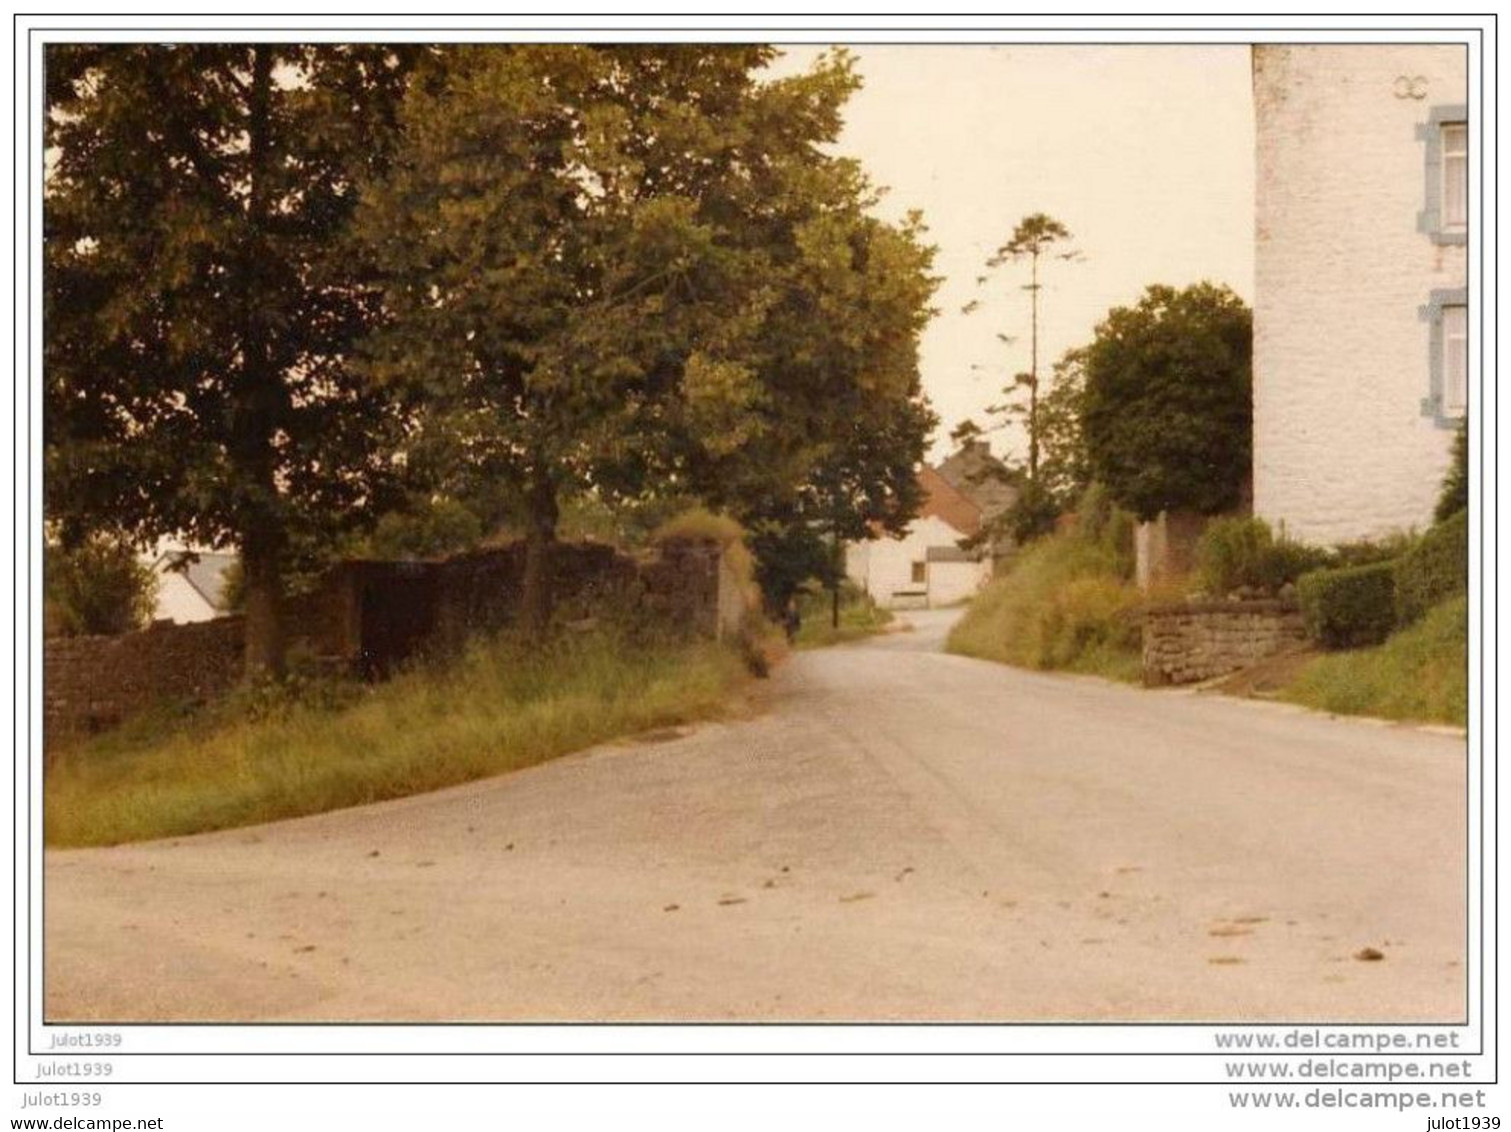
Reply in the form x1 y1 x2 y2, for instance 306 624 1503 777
845 464 995 609
147 547 237 624
1252 45 1468 545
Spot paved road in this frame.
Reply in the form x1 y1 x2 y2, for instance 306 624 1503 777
45 609 1466 1021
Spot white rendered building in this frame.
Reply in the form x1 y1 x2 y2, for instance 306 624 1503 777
1252 45 1468 545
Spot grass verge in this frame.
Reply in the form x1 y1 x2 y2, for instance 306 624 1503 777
794 588 894 649
946 532 1147 682
1278 594 1467 727
46 631 750 848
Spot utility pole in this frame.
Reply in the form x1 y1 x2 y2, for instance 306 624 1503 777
831 511 842 630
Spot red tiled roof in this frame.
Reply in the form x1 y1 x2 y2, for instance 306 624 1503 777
918 465 982 537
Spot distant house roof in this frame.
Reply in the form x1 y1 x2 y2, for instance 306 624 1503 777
918 465 981 537
154 550 237 612
936 440 1018 521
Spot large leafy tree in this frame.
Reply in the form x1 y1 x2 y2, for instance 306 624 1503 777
1036 346 1092 508
1081 282 1252 521
721 212 939 620
355 45 775 633
45 44 418 673
356 46 936 628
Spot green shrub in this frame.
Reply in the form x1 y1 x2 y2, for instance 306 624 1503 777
1077 481 1118 540
1296 561 1397 649
361 496 485 560
1035 576 1143 672
1394 509 1467 626
1075 482 1136 579
45 535 158 637
1330 530 1419 569
794 583 893 649
1194 516 1330 596
1282 595 1466 727
1436 419 1468 523
947 526 1145 681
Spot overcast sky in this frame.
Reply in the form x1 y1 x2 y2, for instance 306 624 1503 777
772 45 1255 463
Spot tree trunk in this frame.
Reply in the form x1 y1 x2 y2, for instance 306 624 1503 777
519 473 559 640
236 47 287 679
830 519 842 630
241 531 285 678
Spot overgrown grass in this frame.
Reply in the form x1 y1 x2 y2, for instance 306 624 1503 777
794 588 894 649
1279 595 1467 727
946 532 1148 682
45 630 749 848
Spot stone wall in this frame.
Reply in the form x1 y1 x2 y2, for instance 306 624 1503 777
1142 599 1307 687
44 615 246 748
44 537 749 750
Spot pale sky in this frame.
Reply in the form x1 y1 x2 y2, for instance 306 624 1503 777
772 45 1255 463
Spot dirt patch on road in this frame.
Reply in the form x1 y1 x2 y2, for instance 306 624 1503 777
1204 647 1317 700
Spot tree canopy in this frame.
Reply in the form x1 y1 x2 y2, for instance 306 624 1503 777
44 535 157 638
46 44 939 651
355 46 937 622
1081 282 1252 521
45 44 419 671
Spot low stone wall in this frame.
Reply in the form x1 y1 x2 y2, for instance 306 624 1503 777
44 537 751 750
44 615 246 748
1142 599 1307 687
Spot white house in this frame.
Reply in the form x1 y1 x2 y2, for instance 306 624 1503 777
846 463 997 609
1252 45 1468 545
147 547 236 624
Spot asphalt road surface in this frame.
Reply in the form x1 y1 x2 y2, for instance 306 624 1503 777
44 609 1466 1022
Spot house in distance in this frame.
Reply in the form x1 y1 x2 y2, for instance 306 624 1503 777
846 439 1017 608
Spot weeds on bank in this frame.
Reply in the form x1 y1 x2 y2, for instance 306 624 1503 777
794 587 894 649
45 629 749 848
1279 595 1467 727
945 533 1148 682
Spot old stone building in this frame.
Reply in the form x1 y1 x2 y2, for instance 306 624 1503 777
1252 44 1468 545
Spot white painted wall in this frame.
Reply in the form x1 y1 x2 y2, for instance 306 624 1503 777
846 515 988 608
153 570 219 624
926 559 992 607
1253 45 1467 545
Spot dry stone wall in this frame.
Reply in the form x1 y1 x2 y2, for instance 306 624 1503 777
1142 600 1307 687
44 615 246 748
44 537 747 752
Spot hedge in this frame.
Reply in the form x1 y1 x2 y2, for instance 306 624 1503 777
1194 515 1331 596
1395 509 1468 626
1296 560 1397 649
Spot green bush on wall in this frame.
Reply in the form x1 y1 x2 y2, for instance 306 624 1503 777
1296 560 1397 649
1394 509 1468 627
1195 515 1331 596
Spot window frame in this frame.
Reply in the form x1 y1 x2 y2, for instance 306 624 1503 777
1418 104 1469 245
1420 288 1469 427
1440 121 1468 233
1441 303 1468 416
